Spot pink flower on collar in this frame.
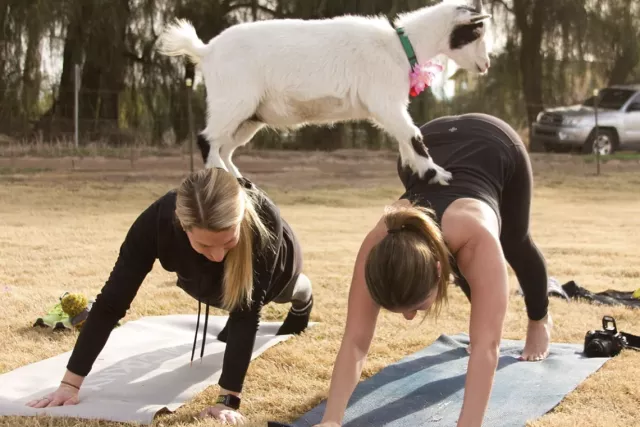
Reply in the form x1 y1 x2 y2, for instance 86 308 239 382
409 60 444 97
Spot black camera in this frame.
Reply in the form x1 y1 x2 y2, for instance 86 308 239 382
583 316 628 357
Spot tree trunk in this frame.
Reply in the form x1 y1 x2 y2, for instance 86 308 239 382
0 2 8 97
608 49 640 86
513 0 546 151
22 14 43 123
36 0 90 136
606 0 639 86
514 0 545 126
80 0 131 138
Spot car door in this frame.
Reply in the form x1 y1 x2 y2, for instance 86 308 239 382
622 93 640 149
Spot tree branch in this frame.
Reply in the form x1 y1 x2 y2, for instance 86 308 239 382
492 0 514 14
512 0 529 31
222 0 234 12
225 2 279 17
123 50 167 71
124 50 145 64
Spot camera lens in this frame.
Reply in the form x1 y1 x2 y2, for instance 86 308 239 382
585 339 612 357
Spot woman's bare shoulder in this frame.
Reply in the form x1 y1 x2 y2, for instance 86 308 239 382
441 198 500 253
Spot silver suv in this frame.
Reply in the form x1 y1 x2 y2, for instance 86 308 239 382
531 84 640 154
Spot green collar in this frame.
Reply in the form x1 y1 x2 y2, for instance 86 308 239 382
395 27 418 68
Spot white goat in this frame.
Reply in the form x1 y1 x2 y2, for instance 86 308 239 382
157 0 492 184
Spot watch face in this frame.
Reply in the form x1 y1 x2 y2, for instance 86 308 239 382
218 394 240 410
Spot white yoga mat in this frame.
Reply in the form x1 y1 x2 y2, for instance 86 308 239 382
0 315 297 424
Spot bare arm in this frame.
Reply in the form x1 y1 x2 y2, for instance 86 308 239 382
27 197 162 409
444 209 508 427
318 206 402 425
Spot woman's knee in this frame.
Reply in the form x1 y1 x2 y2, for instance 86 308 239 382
291 273 312 303
273 272 312 304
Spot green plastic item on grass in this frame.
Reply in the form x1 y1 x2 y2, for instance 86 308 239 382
34 301 72 330
33 292 119 331
34 291 91 331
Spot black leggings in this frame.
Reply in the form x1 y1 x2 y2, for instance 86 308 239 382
455 130 549 321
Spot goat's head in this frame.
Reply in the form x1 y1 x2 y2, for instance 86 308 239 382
445 1 492 75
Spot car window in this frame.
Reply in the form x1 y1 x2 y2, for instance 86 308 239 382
583 88 636 109
626 94 640 112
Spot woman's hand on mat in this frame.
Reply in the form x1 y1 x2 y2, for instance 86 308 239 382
25 384 79 408
313 423 340 427
199 404 245 424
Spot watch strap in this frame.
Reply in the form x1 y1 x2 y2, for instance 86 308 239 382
216 394 241 410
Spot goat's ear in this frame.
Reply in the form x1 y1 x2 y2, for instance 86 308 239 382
454 8 492 25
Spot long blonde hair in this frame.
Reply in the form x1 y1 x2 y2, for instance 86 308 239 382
364 202 453 317
175 168 273 311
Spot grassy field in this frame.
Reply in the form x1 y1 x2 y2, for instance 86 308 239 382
0 149 639 427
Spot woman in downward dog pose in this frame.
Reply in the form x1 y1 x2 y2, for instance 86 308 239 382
315 113 552 427
26 168 313 425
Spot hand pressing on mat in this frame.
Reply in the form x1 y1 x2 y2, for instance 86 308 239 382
25 380 80 408
200 404 245 424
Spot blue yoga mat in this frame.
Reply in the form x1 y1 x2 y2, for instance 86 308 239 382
291 334 609 427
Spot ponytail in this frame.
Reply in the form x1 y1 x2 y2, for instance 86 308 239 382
365 202 453 316
175 168 274 312
220 189 273 311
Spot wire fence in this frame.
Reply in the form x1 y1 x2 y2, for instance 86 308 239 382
0 79 632 177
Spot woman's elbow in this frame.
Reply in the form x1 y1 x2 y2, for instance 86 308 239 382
342 329 373 359
473 340 501 363
92 294 129 319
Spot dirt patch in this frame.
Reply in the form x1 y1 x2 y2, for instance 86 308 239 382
2 149 638 190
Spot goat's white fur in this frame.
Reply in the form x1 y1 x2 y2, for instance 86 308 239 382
157 1 492 183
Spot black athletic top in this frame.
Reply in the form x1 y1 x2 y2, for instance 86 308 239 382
398 114 553 321
66 178 301 393
398 113 522 228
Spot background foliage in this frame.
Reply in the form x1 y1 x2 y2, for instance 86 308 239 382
1 0 638 150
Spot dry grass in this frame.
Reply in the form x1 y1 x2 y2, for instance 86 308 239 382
0 150 639 427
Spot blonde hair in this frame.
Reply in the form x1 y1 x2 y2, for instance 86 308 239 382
364 202 453 317
175 168 273 311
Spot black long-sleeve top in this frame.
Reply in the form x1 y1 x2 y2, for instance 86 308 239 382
66 179 301 393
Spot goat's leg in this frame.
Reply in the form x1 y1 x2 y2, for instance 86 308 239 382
196 134 211 164
221 120 265 178
410 133 453 185
202 88 260 175
203 139 228 170
369 105 452 185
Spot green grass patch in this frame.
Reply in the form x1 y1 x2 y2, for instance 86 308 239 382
0 144 184 159
583 151 640 163
0 167 52 175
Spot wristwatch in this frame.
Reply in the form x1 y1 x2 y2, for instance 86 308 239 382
216 394 241 410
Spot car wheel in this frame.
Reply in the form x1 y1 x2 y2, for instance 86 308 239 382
583 129 616 155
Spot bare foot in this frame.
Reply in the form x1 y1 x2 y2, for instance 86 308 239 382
520 313 553 361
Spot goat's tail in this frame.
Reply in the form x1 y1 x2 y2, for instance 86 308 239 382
157 19 208 65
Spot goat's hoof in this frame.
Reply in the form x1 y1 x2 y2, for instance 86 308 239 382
410 156 452 185
410 135 429 158
428 168 453 186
